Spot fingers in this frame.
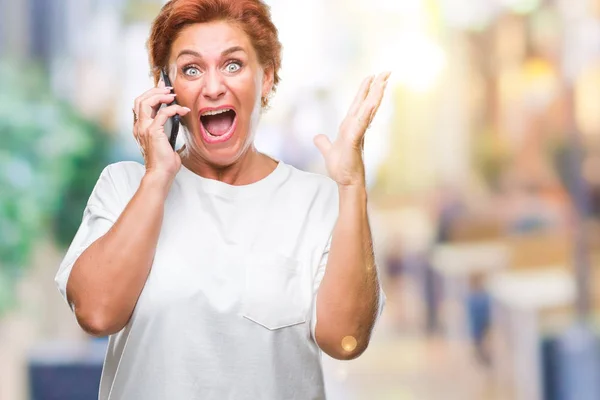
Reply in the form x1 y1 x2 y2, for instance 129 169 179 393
139 91 177 121
368 72 391 124
356 71 390 129
133 87 173 123
313 134 332 157
132 84 188 156
347 75 374 118
150 104 191 129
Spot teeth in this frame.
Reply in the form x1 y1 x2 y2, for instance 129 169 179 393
201 108 232 117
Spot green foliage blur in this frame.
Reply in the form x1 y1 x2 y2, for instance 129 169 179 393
0 60 112 315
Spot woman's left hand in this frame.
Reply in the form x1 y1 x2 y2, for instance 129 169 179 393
314 71 391 188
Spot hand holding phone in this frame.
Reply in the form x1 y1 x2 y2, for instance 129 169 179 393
132 72 190 180
161 69 180 150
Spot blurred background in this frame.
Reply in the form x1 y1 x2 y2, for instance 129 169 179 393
2 0 600 398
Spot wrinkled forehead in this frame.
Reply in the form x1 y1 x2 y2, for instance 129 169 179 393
170 21 255 64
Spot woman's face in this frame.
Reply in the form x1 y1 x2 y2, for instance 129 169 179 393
169 21 273 167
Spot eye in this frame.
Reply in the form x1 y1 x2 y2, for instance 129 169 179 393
225 61 242 73
183 66 201 77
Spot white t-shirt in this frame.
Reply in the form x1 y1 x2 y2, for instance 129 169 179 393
55 159 385 400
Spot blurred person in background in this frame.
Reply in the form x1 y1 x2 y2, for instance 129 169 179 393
383 232 406 330
433 184 466 243
53 0 387 398
466 272 491 366
496 167 567 234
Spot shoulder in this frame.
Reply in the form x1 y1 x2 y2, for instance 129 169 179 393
104 161 145 181
285 164 338 197
283 164 339 215
89 161 145 210
102 161 145 193
288 165 338 197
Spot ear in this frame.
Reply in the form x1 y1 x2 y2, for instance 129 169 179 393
261 65 275 101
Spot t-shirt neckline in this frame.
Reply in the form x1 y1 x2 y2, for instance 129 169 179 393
178 158 289 198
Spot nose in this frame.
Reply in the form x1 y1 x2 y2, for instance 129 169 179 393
201 69 226 101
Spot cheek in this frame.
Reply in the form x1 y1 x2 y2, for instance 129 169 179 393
230 74 260 110
174 81 201 127
174 81 200 109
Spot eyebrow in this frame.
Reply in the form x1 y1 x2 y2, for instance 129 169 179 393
176 46 246 59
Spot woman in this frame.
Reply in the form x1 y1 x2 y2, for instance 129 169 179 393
55 0 388 398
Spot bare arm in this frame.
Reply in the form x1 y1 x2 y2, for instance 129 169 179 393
314 185 381 360
66 82 190 337
67 173 171 336
312 72 389 359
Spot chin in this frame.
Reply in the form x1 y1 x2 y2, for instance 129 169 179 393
205 151 241 168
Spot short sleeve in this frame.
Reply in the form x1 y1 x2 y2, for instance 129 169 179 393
308 234 387 342
54 165 121 311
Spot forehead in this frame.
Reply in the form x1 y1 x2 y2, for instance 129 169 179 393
171 21 253 59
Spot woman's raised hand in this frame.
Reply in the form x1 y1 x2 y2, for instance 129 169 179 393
313 72 391 189
132 80 191 181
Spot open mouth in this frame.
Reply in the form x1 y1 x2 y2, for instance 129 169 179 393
200 108 237 138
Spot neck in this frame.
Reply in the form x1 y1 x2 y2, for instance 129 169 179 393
180 146 278 186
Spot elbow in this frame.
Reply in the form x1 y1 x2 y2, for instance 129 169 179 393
326 341 369 361
316 329 372 360
74 305 125 337
66 276 127 337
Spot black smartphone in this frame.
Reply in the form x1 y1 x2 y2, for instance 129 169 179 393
161 68 180 150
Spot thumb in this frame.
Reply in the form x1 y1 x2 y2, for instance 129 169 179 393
313 134 332 157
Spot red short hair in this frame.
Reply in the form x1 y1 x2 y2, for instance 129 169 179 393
147 0 282 108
